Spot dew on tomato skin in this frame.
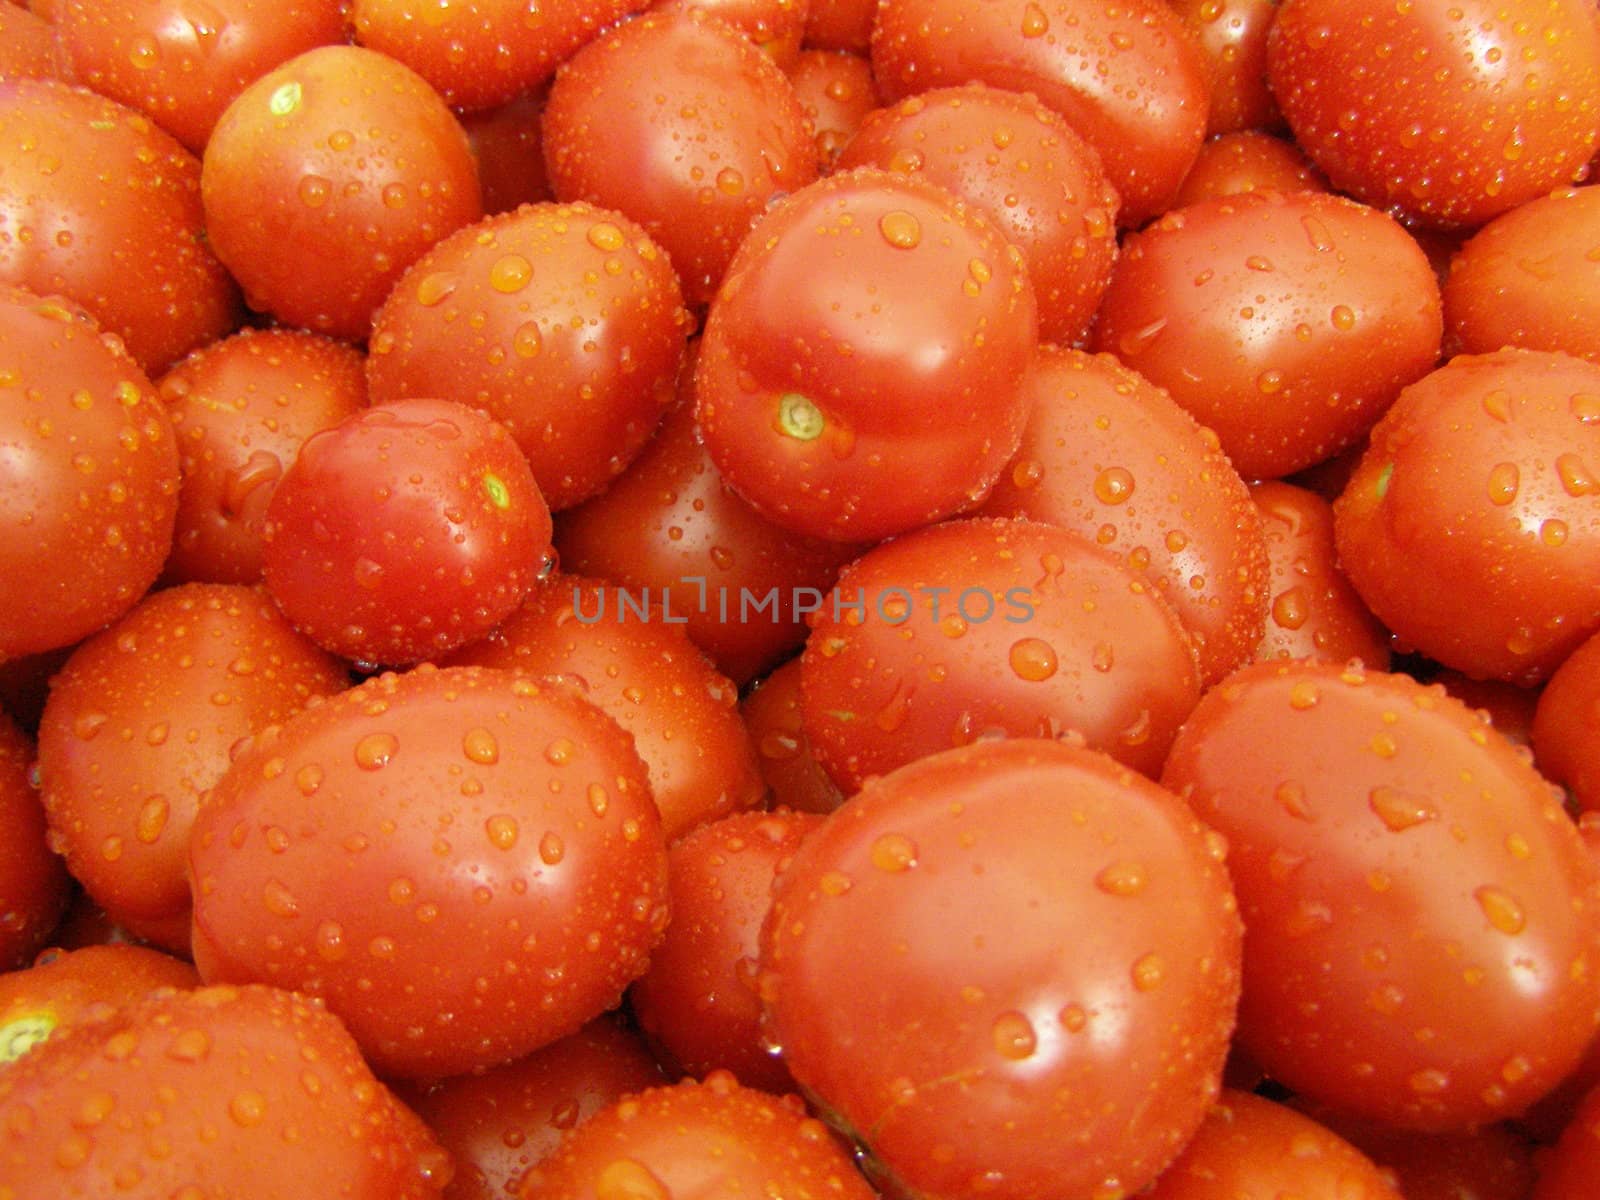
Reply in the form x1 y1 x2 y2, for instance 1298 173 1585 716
1019 2 1049 36
1474 886 1527 935
991 1011 1038 1061
1287 680 1320 710
1131 954 1166 992
870 833 918 872
878 209 922 248
1009 637 1059 681
135 794 170 845
354 731 398 770
1095 862 1147 896
1368 785 1437 832
1486 462 1521 506
1283 899 1334 937
462 727 499 765
297 174 332 208
262 879 300 918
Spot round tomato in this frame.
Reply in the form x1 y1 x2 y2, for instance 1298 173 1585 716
0 709 69 972
759 738 1242 1200
739 656 846 815
784 48 879 171
1171 130 1329 207
695 169 1037 543
1532 627 1600 813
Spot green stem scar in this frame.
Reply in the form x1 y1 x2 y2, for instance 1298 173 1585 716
1375 461 1394 499
268 80 302 116
482 471 511 509
778 393 825 441
0 1012 56 1064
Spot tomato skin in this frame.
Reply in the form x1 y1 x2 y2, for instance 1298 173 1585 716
1533 1081 1600 1199
1443 185 1600 365
519 1072 876 1200
630 809 823 1091
835 84 1120 346
1092 188 1443 481
1333 348 1600 684
1161 659 1600 1131
0 710 69 973
870 0 1211 225
1532 628 1600 813
367 201 690 511
785 48 879 171
35 583 349 953
740 657 846 815
1267 0 1600 229
400 1017 665 1200
262 398 552 667
801 517 1203 789
759 739 1241 1200
1167 0 1281 135
0 286 179 661
979 345 1269 688
694 169 1037 543
201 45 482 341
1250 480 1391 669
1139 1090 1402 1200
541 9 819 306
459 91 553 217
55 0 347 152
159 326 369 586
0 984 452 1199
1171 130 1329 207
188 665 670 1080
0 78 241 375
0 5 57 81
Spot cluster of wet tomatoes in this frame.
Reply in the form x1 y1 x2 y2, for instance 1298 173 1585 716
2 0 1600 1195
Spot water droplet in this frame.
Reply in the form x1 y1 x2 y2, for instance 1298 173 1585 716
1556 452 1599 496
539 831 565 864
871 833 918 872
1369 786 1437 832
262 879 299 918
354 732 398 770
1020 2 1049 36
715 167 744 195
1095 862 1146 896
1486 462 1520 506
1009 637 1058 681
1331 304 1357 331
819 871 852 896
463 727 499 764
1093 466 1135 505
587 222 625 252
485 814 520 850
1272 586 1309 630
544 737 575 765
879 210 922 248
1131 953 1165 991
228 1091 267 1127
166 1029 211 1062
596 1157 670 1200
1475 886 1526 935
991 1011 1037 1060
1408 1068 1450 1096
489 254 533 293
1117 317 1167 357
135 795 169 845
588 783 609 816
1288 681 1320 710
298 175 331 207
416 272 457 307
294 764 323 796
512 320 543 358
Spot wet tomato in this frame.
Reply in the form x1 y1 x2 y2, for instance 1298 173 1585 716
0 709 69 972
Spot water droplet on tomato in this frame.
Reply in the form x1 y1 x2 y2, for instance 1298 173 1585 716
871 833 917 872
991 1011 1037 1060
354 732 398 770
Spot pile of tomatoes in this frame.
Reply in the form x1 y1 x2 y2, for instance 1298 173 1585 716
2 0 1600 1195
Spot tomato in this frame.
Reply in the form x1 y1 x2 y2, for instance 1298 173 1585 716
835 83 1120 346
0 709 69 972
1092 188 1444 481
629 808 822 1091
0 286 179 661
1161 659 1600 1130
188 665 670 1079
1532 1082 1600 1199
655 0 810 67
1267 0 1600 229
1171 130 1329 208
54 0 347 152
0 984 452 1199
541 9 818 306
1140 1091 1401 1200
979 345 1269 687
553 353 862 686
262 398 552 667
801 517 1203 789
802 0 872 53
785 47 879 171
459 91 554 216
0 943 199 1067
1167 0 1281 136
0 5 57 81
1443 184 1600 364
367 200 690 511
1334 348 1600 684
201 44 482 341
870 0 1211 225
0 78 240 374
443 573 768 842
160 326 369 586
351 0 651 112
401 1017 664 1200
739 656 847 815
518 1071 877 1200
1250 480 1391 669
695 169 1037 543
35 582 349 953
759 738 1242 1200
1532 627 1600 813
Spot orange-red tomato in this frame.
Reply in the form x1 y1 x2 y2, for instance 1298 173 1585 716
1172 130 1329 207
1533 627 1600 813
0 710 69 972
784 47 878 171
739 657 847 815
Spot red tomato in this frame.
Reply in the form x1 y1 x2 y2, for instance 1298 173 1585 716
0 709 69 972
0 5 56 81
739 656 846 815
654 0 810 67
870 0 1211 225
35 582 349 952
0 984 452 1199
694 169 1037 543
541 8 818 306
160 326 369 586
520 1072 875 1200
1162 659 1600 1130
1092 188 1444 481
0 286 179 660
1142 1091 1401 1200
1171 130 1329 207
443 573 768 842
979 345 1269 687
54 0 347 152
1532 627 1600 813
0 78 241 374
366 201 690 511
802 0 872 53
188 665 670 1079
201 44 482 341
458 91 554 216
1250 479 1391 668
1267 0 1600 229
1443 185 1600 364
801 517 1203 789
1334 348 1600 684
784 47 879 171
835 84 1120 346
1532 1081 1600 1199
262 397 552 667
629 808 823 1091
402 1017 664 1200
1167 0 1281 135
760 738 1242 1200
